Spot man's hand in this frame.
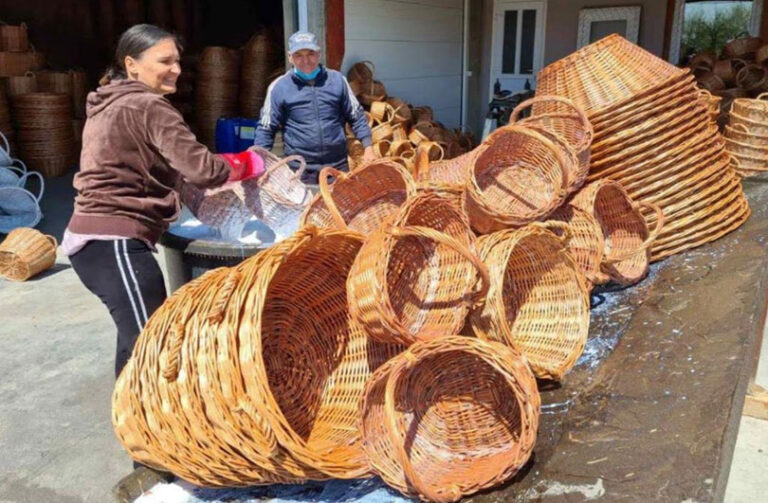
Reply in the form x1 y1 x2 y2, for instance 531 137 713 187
362 145 376 162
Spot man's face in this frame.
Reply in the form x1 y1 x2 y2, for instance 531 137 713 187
290 49 320 74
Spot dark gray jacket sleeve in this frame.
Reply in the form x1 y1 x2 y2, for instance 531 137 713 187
340 76 372 148
253 78 286 150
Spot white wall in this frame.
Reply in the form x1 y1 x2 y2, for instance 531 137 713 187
342 0 464 128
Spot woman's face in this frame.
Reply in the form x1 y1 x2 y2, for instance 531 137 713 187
125 38 181 95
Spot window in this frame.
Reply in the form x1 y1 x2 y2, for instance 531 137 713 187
501 7 538 75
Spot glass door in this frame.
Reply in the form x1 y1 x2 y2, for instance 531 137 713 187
490 1 546 94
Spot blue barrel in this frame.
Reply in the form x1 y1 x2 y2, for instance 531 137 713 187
215 118 260 153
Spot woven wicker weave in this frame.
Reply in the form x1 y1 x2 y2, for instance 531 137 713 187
348 192 487 346
571 180 664 286
361 336 540 503
113 227 403 484
722 34 763 60
0 227 56 281
465 125 568 234
549 205 607 288
468 223 590 380
300 159 416 234
511 95 593 193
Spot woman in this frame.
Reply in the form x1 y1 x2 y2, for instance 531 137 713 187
62 24 260 377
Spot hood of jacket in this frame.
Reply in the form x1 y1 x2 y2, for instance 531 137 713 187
86 79 158 118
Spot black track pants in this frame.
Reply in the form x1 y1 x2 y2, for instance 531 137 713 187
70 239 167 377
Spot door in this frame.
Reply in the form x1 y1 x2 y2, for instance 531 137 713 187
489 0 546 95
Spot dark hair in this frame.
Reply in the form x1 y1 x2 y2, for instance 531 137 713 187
100 24 182 86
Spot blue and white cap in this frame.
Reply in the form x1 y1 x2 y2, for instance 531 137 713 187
288 31 321 54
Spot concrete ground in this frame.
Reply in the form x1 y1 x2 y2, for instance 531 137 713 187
0 172 766 502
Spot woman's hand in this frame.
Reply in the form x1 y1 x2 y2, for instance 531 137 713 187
220 150 266 182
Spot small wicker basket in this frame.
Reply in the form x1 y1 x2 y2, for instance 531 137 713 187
0 227 56 281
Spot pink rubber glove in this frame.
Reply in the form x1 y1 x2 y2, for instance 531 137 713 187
220 150 265 182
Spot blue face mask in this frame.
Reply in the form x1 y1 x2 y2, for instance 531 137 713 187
294 66 321 81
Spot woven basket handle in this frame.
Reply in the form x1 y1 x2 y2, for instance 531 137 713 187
698 88 713 99
511 95 593 145
758 92 768 101
45 234 57 248
731 122 750 134
207 269 241 324
318 167 349 229
391 225 490 306
413 146 430 181
383 356 462 503
730 155 742 170
253 152 310 208
19 171 44 202
535 221 573 244
163 321 186 381
603 201 664 264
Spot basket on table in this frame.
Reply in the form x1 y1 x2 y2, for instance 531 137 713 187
361 336 540 503
242 148 312 239
571 180 664 286
348 192 487 346
0 227 56 281
510 95 593 194
113 227 404 484
0 170 44 233
467 222 590 380
300 159 416 235
464 125 569 234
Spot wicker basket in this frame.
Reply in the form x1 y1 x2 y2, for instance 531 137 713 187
0 51 37 77
571 180 664 286
735 64 768 91
0 227 56 281
387 97 412 125
730 94 768 121
114 227 403 483
359 80 387 107
412 106 433 123
70 69 88 119
464 125 568 234
300 159 416 234
511 96 592 193
371 120 393 143
549 205 606 288
348 192 487 346
35 70 74 97
722 34 763 60
240 31 278 117
370 101 395 123
725 122 768 147
196 47 240 149
724 135 768 159
418 149 473 187
361 336 540 503
0 22 28 52
4 70 36 98
730 109 768 135
347 60 375 85
757 45 768 65
689 51 716 69
730 152 768 176
468 222 590 379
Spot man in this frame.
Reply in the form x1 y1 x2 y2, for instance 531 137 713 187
254 31 375 184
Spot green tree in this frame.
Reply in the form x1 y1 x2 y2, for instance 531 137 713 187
681 3 752 63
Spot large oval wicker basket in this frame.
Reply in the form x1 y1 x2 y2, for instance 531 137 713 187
361 336 540 503
464 125 569 234
0 227 56 281
549 204 607 288
348 192 487 346
300 160 416 234
468 222 590 380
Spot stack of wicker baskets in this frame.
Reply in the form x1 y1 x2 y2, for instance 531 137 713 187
239 30 279 117
0 21 45 78
196 47 240 149
345 61 475 173
535 34 749 261
11 92 76 177
724 94 768 176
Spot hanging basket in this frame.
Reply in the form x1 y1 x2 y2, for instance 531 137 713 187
0 227 56 281
510 96 592 193
571 180 664 286
348 192 487 346
468 222 590 379
0 170 43 233
464 125 568 234
361 336 540 503
300 159 416 234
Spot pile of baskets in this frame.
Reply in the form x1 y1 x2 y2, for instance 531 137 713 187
114 94 671 499
11 92 76 177
344 60 476 173
724 93 768 177
535 34 749 261
0 21 45 78
196 47 240 149
688 33 767 128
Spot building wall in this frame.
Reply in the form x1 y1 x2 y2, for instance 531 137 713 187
342 0 464 127
544 0 668 64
